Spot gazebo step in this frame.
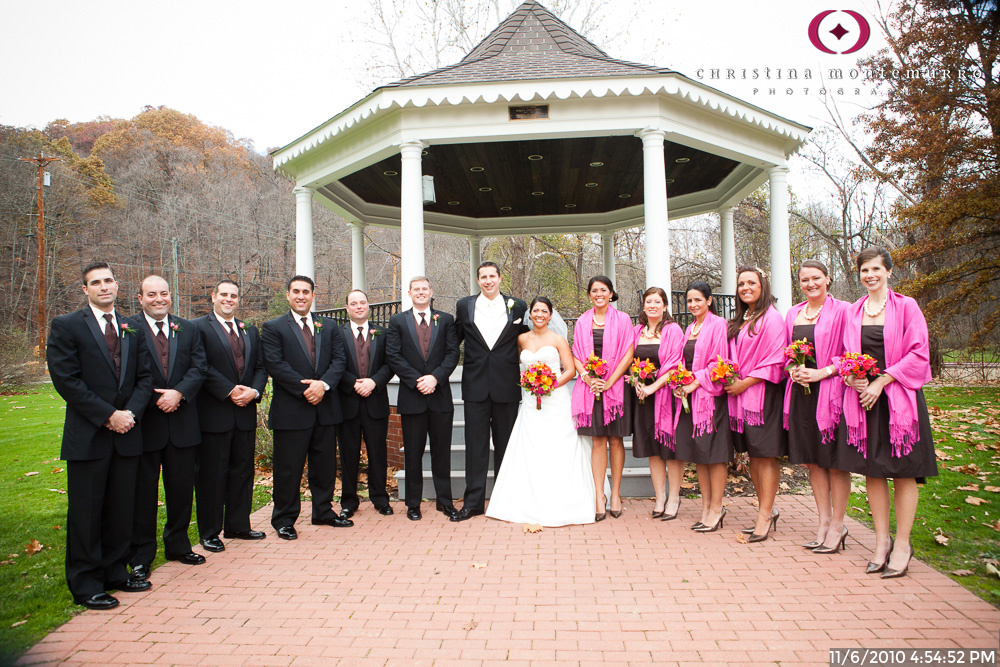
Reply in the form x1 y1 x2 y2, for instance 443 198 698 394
405 436 651 470
394 466 655 501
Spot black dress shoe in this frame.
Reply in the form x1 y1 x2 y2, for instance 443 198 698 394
131 564 151 581
200 537 225 552
223 529 266 540
277 526 298 540
406 508 422 521
436 501 458 519
340 508 355 520
450 507 484 522
114 578 152 593
77 593 119 610
375 505 394 516
167 552 206 565
312 516 354 528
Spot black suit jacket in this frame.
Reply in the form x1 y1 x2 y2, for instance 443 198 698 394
47 308 154 460
262 312 346 431
130 314 207 451
337 322 392 420
385 309 459 414
454 293 528 403
194 314 268 433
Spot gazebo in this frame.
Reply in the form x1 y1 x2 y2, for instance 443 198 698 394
271 0 811 311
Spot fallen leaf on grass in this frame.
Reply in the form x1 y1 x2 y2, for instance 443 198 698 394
522 524 543 533
949 463 980 475
10 620 26 628
51 468 63 474
24 540 42 555
935 449 952 460
472 562 487 569
987 562 1000 578
781 467 794 476
966 496 989 506
24 472 39 477
950 569 974 576
985 486 1000 493
958 484 980 491
990 520 1000 532
47 489 65 495
933 532 950 546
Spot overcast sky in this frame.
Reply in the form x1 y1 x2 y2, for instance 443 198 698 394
2 0 885 185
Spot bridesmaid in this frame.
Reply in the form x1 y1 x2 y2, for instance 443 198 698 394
672 282 734 532
782 260 851 553
835 247 937 578
630 287 685 519
572 276 634 521
727 266 788 542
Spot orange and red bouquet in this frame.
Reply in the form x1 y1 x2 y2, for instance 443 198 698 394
838 352 881 411
626 357 658 404
708 355 740 387
583 353 610 396
520 362 557 410
665 363 696 413
783 338 816 394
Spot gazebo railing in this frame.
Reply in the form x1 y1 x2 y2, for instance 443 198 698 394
317 292 737 340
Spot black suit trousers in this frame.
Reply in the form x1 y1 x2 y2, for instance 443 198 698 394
65 450 140 600
195 428 255 539
338 412 389 511
462 399 519 511
270 425 337 528
131 443 196 565
402 410 453 508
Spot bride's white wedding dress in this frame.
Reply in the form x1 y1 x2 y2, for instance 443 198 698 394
486 346 596 526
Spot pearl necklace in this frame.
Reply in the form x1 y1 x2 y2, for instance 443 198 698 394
864 295 887 318
742 310 752 321
691 320 703 336
802 302 823 322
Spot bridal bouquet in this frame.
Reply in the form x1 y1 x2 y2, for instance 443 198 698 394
665 363 695 413
520 362 557 410
708 355 740 387
838 352 880 410
626 357 658 404
783 338 816 394
583 353 609 397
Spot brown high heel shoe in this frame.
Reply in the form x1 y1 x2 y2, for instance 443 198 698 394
609 496 623 518
693 508 727 533
661 498 681 522
747 511 779 543
742 509 779 536
812 526 849 554
866 537 894 574
881 540 912 579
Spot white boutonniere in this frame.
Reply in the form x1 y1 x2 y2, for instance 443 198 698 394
506 298 515 314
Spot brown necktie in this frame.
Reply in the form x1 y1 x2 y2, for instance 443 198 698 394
154 321 170 379
226 321 245 378
300 316 315 364
103 314 121 378
417 312 431 358
355 325 370 377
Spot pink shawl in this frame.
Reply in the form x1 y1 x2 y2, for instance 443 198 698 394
633 322 685 448
674 311 728 437
781 296 848 443
572 306 634 428
728 306 786 432
842 289 931 458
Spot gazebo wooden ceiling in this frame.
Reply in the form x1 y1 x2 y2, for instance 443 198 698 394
338 137 740 219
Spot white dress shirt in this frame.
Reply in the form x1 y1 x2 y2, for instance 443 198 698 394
350 320 370 341
144 312 169 334
292 311 314 334
413 309 431 326
474 293 507 349
89 304 118 335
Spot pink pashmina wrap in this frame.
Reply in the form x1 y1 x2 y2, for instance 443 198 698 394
728 306 786 432
674 311 728 437
842 290 931 458
781 297 848 443
571 307 634 429
632 322 685 448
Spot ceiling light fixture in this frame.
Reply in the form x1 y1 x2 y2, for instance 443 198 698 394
447 201 460 205
589 161 604 167
528 155 543 161
585 182 599 188
470 167 485 172
500 206 512 211
675 157 690 163
665 179 675 184
383 170 398 176
479 187 492 192
531 191 544 196
618 193 632 199
565 204 577 208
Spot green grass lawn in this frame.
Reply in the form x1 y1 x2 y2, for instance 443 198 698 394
845 386 1000 604
0 384 273 662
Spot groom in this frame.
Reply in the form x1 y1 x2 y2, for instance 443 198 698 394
452 261 528 521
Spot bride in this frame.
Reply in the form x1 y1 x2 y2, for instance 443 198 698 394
486 297 596 526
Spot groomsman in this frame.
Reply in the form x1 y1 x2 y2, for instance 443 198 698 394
262 275 350 539
194 280 268 551
453 262 527 521
129 276 207 579
337 290 394 518
48 262 153 609
385 277 460 521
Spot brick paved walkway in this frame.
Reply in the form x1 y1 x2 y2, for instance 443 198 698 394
19 495 999 666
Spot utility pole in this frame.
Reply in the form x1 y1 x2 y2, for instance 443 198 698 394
171 237 180 318
20 153 60 355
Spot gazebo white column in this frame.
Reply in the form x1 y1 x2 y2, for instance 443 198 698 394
639 128 671 295
294 185 316 279
350 221 367 291
399 140 427 309
719 206 736 295
601 231 616 284
768 165 792 313
469 236 481 295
